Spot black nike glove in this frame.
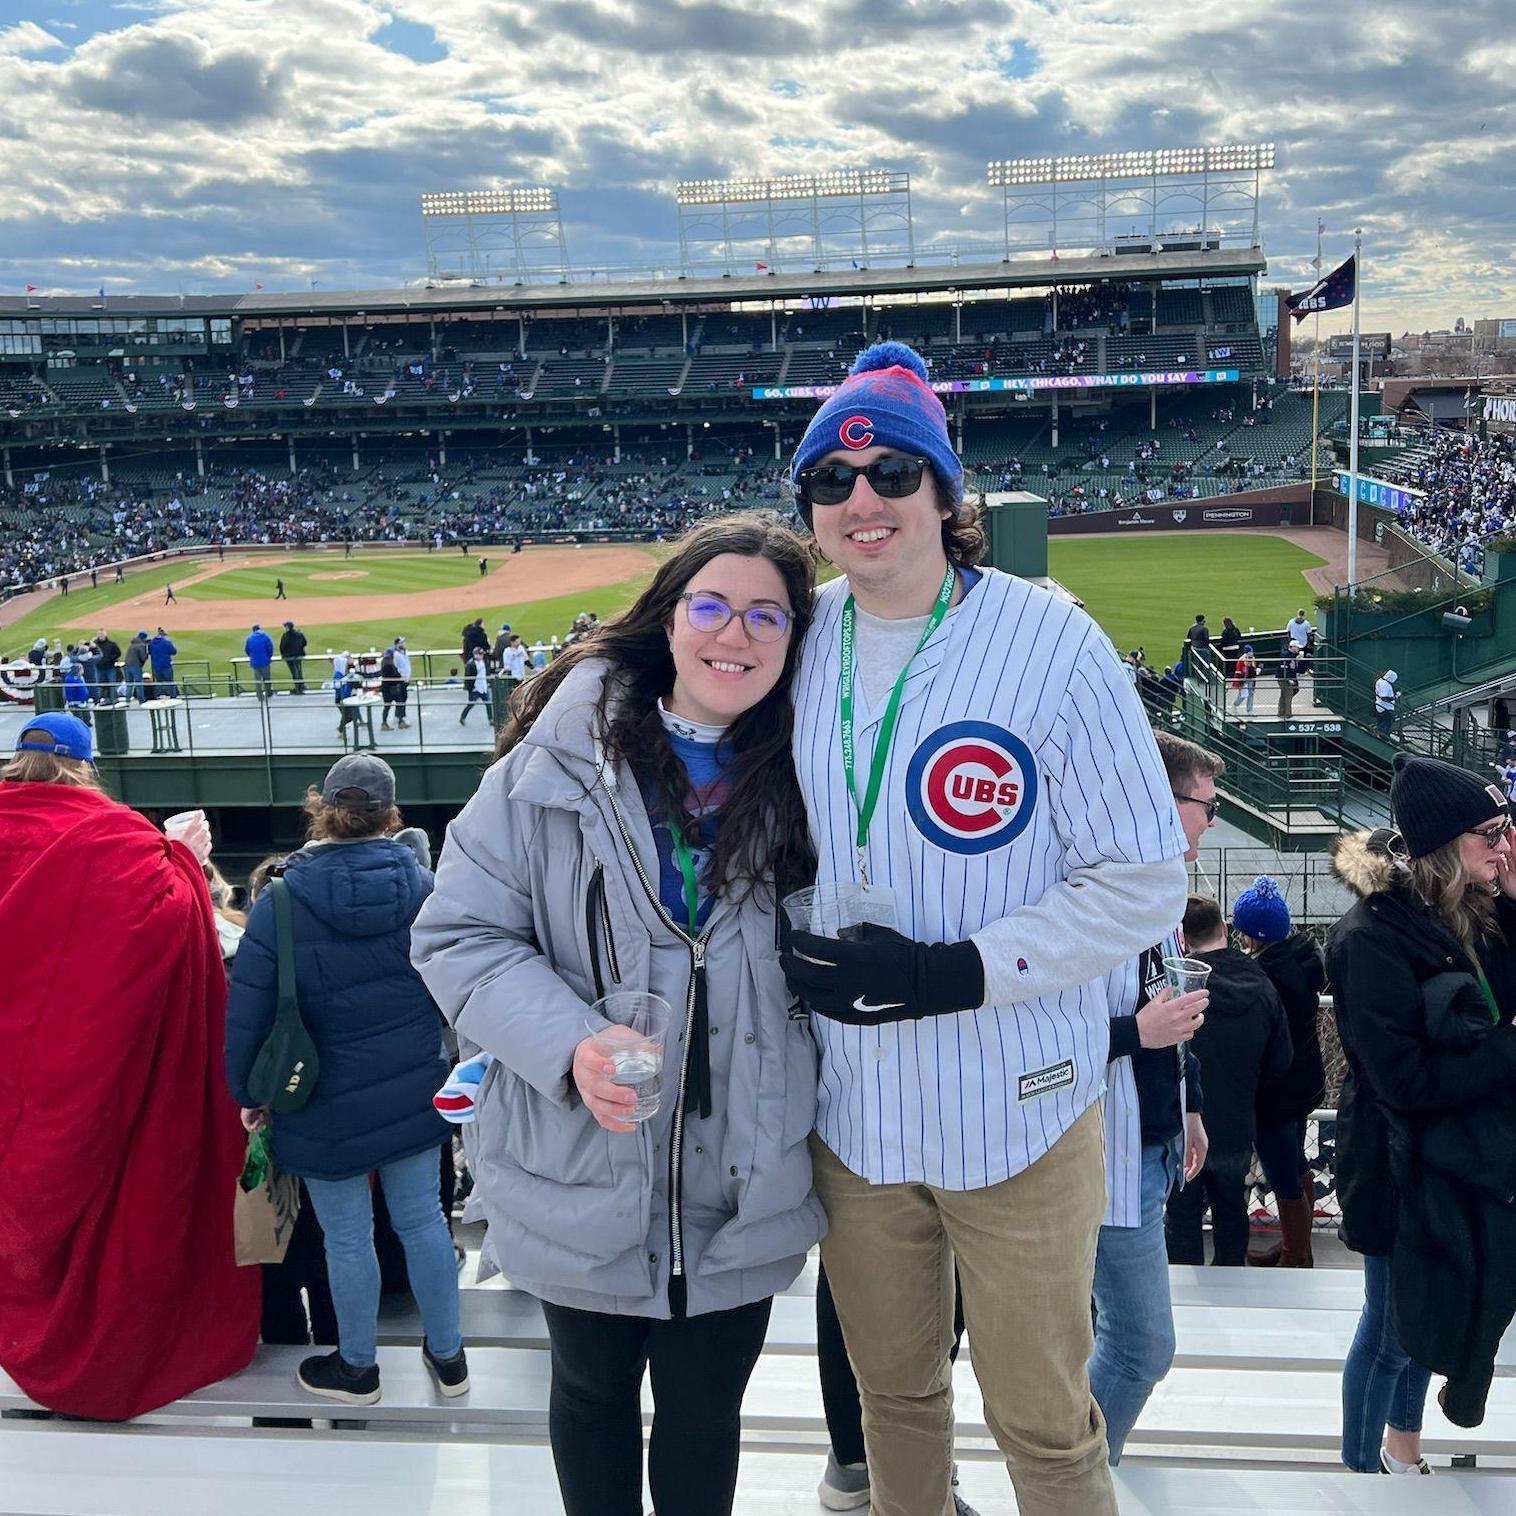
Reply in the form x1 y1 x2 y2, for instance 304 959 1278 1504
780 923 986 1025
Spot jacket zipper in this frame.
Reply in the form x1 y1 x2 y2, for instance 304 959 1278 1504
586 863 607 1002
600 782 715 1280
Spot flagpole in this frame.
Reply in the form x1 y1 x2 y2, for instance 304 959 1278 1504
1309 219 1323 510
1347 227 1363 588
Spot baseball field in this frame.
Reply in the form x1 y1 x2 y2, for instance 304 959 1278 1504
0 532 1330 680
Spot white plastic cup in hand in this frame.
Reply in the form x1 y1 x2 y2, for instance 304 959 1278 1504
1163 956 1213 995
586 992 671 1123
164 809 212 864
783 882 898 943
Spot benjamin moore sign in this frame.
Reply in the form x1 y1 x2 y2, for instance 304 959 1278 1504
753 368 1242 400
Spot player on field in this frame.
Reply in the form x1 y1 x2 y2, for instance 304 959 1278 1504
780 341 1188 1516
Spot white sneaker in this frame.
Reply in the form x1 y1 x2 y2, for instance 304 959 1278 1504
1379 1448 1434 1474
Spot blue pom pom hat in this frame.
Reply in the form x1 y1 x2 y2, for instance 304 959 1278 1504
789 340 963 527
1231 875 1292 944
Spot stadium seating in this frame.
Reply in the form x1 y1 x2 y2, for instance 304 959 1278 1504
1209 284 1257 325
1154 287 1203 325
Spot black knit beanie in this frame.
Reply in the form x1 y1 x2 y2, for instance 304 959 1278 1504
1389 752 1509 859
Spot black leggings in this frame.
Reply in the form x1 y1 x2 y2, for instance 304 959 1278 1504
817 1260 966 1466
540 1284 772 1516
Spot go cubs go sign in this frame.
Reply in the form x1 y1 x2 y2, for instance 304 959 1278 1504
906 720 1038 854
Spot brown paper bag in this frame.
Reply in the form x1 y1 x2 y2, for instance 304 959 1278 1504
234 1160 301 1265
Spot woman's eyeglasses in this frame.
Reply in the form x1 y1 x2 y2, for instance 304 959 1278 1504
1469 816 1513 849
678 593 791 643
795 454 932 507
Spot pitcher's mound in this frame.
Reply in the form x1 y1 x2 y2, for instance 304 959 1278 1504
311 571 368 581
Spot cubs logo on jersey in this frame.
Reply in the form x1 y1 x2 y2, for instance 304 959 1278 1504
905 719 1038 854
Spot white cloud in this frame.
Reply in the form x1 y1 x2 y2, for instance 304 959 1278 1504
0 0 1509 330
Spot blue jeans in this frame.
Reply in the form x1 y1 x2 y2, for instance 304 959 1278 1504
303 1147 462 1369
124 665 145 703
1089 1139 1179 1464
1341 1253 1431 1472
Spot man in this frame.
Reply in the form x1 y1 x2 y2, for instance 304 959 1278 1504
501 633 528 683
1286 608 1313 651
89 567 98 590
781 342 1188 1516
477 555 488 579
94 629 121 703
164 582 177 606
280 620 308 695
58 575 68 597
1186 614 1210 654
461 617 489 665
1089 728 1216 1463
1164 894 1290 1268
1277 642 1302 720
114 563 125 583
123 631 150 703
245 623 275 700
148 627 178 699
458 651 490 725
389 636 411 728
491 621 514 669
1374 669 1399 740
275 577 288 601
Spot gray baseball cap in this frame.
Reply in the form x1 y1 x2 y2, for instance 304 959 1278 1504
321 754 396 811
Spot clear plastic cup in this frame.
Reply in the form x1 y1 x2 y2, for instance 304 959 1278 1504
164 809 212 863
1163 957 1213 995
782 882 898 942
586 992 671 1123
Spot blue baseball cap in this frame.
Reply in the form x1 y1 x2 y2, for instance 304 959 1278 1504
16 711 94 762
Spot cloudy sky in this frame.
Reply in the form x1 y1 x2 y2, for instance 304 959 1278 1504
2 0 1512 332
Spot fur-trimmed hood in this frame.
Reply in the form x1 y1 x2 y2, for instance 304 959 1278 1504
1330 828 1399 899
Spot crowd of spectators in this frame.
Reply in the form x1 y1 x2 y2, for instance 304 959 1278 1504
1393 430 1516 572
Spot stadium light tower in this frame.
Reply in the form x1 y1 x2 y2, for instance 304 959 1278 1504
985 143 1276 261
420 186 569 284
673 169 914 276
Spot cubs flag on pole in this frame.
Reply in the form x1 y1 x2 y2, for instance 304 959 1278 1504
1286 254 1356 322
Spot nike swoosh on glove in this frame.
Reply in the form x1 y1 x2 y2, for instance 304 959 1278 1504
780 923 986 1025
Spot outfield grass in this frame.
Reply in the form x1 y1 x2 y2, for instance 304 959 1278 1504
1047 533 1327 663
0 559 657 674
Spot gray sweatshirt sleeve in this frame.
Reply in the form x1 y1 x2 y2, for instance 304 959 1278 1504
970 624 1189 1006
410 760 589 1107
972 857 1188 1005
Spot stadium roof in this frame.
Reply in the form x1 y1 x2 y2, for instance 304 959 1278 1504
0 247 1266 323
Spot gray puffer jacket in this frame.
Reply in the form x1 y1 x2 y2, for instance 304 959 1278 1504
411 659 824 1318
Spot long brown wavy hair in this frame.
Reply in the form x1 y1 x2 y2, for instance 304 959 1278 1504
1402 837 1502 948
497 511 818 901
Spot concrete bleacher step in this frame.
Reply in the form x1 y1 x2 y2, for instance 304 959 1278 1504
7 1348 1513 1460
3 1427 1512 1516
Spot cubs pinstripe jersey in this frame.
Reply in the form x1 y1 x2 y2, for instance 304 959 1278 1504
792 567 1187 1190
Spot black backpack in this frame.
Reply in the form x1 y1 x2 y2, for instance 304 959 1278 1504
246 877 320 1112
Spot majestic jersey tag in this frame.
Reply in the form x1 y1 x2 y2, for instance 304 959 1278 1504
1018 1057 1076 1103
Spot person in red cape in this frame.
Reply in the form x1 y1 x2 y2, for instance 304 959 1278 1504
0 713 259 1420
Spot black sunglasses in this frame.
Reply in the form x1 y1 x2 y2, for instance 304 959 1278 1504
796 454 932 508
1175 793 1220 822
1468 816 1513 849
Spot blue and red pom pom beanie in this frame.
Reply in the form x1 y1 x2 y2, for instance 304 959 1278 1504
790 341 963 524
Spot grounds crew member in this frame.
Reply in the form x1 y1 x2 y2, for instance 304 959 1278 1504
280 620 309 695
781 341 1188 1516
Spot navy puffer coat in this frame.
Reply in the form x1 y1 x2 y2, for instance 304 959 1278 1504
226 836 449 1180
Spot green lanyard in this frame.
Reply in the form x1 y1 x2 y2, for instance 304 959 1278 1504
1473 960 1501 1025
669 824 701 937
839 564 956 885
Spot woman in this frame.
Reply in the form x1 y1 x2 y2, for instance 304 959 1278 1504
1217 615 1242 675
0 712 258 1418
226 754 465 1406
1232 876 1327 1268
411 511 824 1516
1229 644 1259 715
1328 753 1516 1470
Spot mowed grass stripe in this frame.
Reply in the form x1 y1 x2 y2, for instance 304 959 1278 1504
1047 533 1327 664
181 552 484 601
